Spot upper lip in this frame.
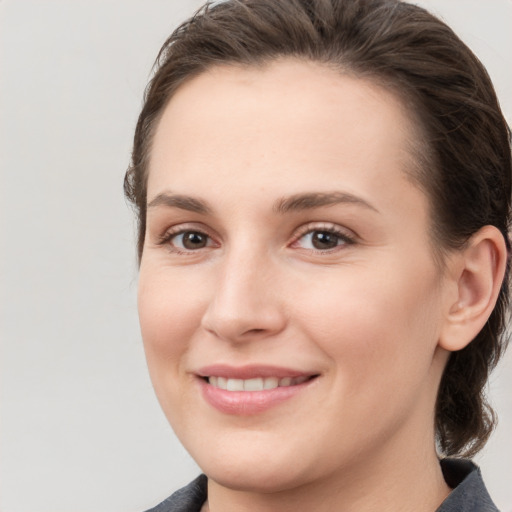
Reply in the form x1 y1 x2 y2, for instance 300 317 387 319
196 364 318 379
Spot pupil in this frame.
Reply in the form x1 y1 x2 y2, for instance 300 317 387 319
312 231 338 250
183 232 207 249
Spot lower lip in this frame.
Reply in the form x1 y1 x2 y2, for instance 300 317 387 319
199 378 316 415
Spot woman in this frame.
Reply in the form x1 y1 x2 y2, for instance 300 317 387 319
124 0 511 510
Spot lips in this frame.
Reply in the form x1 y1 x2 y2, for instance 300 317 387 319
197 365 318 415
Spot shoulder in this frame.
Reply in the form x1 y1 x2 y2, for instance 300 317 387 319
437 458 500 512
143 474 207 512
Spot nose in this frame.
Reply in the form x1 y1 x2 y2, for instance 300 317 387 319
200 250 287 343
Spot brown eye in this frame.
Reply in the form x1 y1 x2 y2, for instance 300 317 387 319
172 231 211 250
294 228 354 252
311 231 340 250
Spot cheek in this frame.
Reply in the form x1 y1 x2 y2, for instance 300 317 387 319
292 260 443 390
137 266 206 380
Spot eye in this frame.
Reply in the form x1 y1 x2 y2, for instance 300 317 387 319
176 231 210 250
293 226 355 252
160 229 216 252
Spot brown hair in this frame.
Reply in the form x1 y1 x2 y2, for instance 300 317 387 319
125 0 511 457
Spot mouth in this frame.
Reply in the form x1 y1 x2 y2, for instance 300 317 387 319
205 375 314 391
196 365 319 415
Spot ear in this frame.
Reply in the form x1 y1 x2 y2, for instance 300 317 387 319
439 225 508 352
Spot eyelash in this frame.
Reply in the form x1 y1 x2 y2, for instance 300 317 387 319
157 225 218 254
291 223 356 253
157 223 356 255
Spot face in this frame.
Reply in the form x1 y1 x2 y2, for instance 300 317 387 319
138 60 451 492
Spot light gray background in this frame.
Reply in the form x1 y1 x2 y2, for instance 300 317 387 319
1 1 511 511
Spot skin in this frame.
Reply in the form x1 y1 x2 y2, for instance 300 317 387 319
138 60 506 512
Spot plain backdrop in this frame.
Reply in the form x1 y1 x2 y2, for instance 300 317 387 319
1 1 511 511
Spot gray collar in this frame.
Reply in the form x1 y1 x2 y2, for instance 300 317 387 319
437 458 499 512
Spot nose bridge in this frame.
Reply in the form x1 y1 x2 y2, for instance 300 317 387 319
201 239 285 342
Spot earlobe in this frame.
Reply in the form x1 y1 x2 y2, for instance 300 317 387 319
439 225 508 352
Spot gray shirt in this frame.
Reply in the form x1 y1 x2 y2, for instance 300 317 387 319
145 459 499 512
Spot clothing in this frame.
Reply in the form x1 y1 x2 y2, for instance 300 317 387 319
438 459 499 511
145 475 207 512
144 459 499 512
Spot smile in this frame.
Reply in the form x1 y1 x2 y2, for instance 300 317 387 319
198 366 319 415
207 375 311 391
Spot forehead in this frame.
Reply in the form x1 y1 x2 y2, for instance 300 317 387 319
148 59 424 215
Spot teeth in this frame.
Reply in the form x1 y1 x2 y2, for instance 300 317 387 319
263 377 279 389
207 375 310 391
226 378 244 391
294 376 309 385
244 378 264 391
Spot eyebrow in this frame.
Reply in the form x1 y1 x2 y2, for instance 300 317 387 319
273 191 378 214
146 190 378 215
147 193 213 214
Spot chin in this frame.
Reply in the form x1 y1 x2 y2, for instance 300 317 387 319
202 458 310 493
184 431 325 494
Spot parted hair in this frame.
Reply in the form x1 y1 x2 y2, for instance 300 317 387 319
125 0 511 457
